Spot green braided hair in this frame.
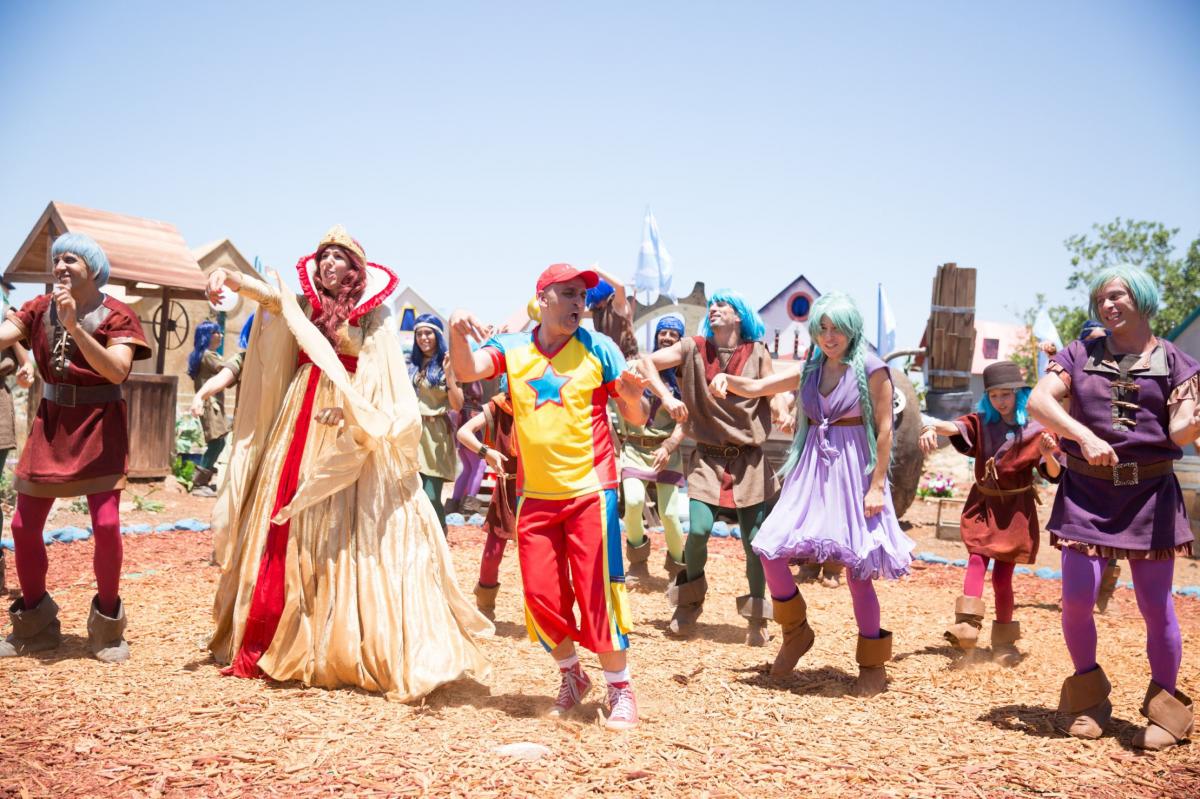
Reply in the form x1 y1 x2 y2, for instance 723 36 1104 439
777 291 881 478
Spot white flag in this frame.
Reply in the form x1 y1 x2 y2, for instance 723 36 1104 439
877 283 897 361
633 208 675 305
1032 308 1062 378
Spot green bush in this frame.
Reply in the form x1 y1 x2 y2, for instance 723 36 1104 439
175 414 205 454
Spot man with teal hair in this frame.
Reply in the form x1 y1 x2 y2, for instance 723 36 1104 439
638 290 791 645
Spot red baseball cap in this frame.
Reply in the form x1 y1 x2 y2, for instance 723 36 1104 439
536 263 600 293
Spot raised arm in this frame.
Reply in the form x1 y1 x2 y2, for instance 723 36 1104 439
445 358 464 412
448 310 498 383
918 415 960 454
635 342 688 422
593 267 631 320
206 268 282 314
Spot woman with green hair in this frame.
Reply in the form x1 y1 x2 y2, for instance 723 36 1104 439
711 291 913 696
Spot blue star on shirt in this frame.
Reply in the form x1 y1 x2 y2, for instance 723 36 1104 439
526 363 571 409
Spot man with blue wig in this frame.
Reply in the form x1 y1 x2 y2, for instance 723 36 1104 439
638 290 792 645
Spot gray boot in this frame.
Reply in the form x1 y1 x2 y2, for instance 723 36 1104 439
625 538 651 587
191 466 217 497
736 594 773 647
0 593 63 657
666 572 707 636
87 596 130 663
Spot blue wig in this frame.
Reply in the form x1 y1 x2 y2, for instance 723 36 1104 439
409 314 448 387
51 232 111 288
187 320 222 378
1088 264 1160 320
586 279 615 309
702 289 765 342
239 313 256 349
977 386 1031 426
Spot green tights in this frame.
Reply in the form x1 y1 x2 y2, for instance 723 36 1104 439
685 499 769 598
622 477 684 561
421 474 446 534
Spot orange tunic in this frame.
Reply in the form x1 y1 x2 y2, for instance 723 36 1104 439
950 412 1057 564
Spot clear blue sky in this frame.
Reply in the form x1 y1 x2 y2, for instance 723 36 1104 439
2 1 1197 349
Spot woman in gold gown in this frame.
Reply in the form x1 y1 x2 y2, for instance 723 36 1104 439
205 225 490 700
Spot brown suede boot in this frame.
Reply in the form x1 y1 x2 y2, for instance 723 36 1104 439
990 620 1022 667
1057 666 1112 739
945 595 985 651
474 582 499 622
666 572 707 636
1094 562 1120 614
0 594 62 657
625 538 651 587
1131 683 1194 751
736 595 773 647
87 596 130 663
794 562 821 584
852 630 892 697
820 562 844 588
662 551 685 579
769 592 815 677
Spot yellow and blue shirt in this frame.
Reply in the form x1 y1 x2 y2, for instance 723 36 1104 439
483 326 626 500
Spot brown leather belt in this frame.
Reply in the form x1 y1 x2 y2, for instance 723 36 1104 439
807 417 863 427
43 382 123 407
625 433 668 449
975 484 1035 497
1065 454 1173 486
697 441 758 459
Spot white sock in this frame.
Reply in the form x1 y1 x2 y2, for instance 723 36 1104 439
603 667 631 686
556 653 580 671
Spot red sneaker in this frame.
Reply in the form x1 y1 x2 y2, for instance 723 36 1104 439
549 664 592 717
604 682 639 730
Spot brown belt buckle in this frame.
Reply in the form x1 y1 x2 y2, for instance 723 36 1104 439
1112 462 1138 486
719 445 741 458
57 384 77 407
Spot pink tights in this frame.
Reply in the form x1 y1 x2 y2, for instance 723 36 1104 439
963 553 1015 623
762 555 882 638
11 491 123 616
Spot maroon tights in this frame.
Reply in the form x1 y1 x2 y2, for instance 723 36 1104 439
963 553 1015 623
478 530 509 587
11 491 123 616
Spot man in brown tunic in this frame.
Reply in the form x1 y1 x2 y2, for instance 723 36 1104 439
639 291 790 645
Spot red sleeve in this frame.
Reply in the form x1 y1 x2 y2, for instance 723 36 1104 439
482 346 506 380
6 295 51 341
949 412 982 457
100 299 153 361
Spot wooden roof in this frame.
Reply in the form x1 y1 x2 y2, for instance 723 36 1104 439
4 202 207 299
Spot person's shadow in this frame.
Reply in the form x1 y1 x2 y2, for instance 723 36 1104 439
979 703 1149 751
645 618 749 645
734 664 856 697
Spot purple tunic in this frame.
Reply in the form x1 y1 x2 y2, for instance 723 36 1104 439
752 352 914 580
1047 338 1199 554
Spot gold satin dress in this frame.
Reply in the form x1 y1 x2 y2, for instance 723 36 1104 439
208 275 491 700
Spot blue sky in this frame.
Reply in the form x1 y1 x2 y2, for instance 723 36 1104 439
1 1 1197 350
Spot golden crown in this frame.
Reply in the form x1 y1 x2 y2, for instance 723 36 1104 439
316 224 366 262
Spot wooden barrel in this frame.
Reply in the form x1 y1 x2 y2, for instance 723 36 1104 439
1178 456 1200 558
124 374 177 479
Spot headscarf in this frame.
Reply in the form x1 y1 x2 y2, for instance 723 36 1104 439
409 313 448 386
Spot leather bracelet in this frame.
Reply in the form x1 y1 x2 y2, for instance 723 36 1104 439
478 444 490 460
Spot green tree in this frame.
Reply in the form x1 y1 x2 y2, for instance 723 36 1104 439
1050 218 1200 339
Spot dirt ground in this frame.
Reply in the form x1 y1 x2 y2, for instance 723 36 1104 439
1 481 1198 798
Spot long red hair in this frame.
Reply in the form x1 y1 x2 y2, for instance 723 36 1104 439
312 245 367 344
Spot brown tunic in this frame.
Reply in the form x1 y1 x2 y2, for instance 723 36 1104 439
482 394 519 540
8 294 151 497
0 348 17 451
677 335 780 508
950 412 1056 564
193 350 231 441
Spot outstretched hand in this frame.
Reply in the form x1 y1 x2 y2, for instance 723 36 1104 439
918 427 940 455
449 310 493 343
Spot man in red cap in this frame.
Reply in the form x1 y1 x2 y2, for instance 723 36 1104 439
450 263 648 730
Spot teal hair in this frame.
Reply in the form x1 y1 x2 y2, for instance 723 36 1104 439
703 289 765 342
1088 264 1159 320
778 292 882 478
51 232 111 287
977 386 1031 425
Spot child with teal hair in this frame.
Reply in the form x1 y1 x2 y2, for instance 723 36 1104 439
710 291 913 695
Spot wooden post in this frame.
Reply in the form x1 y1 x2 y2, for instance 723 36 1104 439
155 286 171 374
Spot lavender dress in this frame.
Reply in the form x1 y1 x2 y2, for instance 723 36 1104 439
752 353 914 580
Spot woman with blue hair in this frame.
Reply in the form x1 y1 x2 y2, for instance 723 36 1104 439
1030 264 1199 750
919 361 1061 666
617 315 688 585
0 232 151 664
638 289 791 647
585 268 639 359
190 313 254 426
710 291 913 695
187 320 230 496
410 314 462 532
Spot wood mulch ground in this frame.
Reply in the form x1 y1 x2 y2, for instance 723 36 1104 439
1 484 1198 798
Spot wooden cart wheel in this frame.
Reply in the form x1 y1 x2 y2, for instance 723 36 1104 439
148 299 191 350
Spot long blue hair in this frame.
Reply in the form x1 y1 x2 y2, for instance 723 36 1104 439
702 289 765 342
977 386 1031 426
652 315 684 401
409 314 448 387
187 320 221 378
779 292 882 478
239 313 255 349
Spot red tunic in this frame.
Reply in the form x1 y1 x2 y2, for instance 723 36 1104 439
7 294 151 498
950 412 1057 564
482 394 519 540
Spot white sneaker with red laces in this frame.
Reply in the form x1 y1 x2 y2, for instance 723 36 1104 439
548 665 592 717
604 682 638 730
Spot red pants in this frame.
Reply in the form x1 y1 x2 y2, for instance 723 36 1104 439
516 489 630 653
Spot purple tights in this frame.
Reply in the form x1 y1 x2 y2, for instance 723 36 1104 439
1061 548 1181 693
451 444 486 503
762 555 882 638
